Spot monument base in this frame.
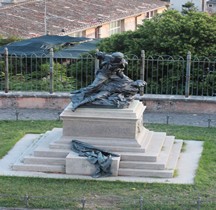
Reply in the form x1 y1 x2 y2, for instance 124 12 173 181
12 100 183 178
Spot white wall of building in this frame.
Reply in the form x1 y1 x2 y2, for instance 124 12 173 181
170 0 206 12
206 0 216 13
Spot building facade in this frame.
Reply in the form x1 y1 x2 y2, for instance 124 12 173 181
170 0 207 12
0 0 168 39
206 0 216 13
70 9 163 39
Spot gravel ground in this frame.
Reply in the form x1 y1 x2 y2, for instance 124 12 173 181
0 108 215 127
144 112 216 127
0 108 62 121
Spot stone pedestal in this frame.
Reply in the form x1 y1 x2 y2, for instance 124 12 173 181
60 100 146 139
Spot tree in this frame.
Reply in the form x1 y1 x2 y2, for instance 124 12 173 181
0 35 22 46
98 10 216 57
98 10 216 96
182 2 198 14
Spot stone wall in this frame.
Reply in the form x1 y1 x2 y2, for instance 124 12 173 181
139 94 216 114
0 92 70 110
0 92 216 114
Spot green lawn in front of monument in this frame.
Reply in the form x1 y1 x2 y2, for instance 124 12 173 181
0 121 215 209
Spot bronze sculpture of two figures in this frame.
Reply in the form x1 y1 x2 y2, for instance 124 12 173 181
71 51 146 111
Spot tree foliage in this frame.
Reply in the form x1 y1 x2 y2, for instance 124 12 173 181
98 10 216 57
0 35 22 47
98 10 216 96
182 2 198 14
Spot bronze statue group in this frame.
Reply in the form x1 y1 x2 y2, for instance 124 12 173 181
71 51 146 111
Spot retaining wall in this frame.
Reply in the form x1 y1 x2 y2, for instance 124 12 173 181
0 92 216 114
140 94 216 114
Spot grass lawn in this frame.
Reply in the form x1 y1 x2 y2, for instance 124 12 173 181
0 120 215 209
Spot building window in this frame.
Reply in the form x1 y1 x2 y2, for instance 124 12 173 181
109 20 121 35
146 10 157 19
208 4 213 7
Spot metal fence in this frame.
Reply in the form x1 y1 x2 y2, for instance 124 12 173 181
0 193 215 209
0 48 216 96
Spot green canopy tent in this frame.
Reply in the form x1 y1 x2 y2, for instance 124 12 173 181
0 35 100 57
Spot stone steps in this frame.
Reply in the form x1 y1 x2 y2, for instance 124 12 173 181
118 168 174 178
40 128 63 146
119 136 175 170
12 101 183 179
119 161 166 170
49 130 165 154
119 132 166 162
140 130 153 150
166 140 183 170
120 152 158 162
34 148 70 158
12 128 183 178
119 140 183 178
23 156 66 165
118 140 179 178
13 163 65 173
50 143 146 153
145 132 166 153
56 127 151 150
52 137 143 148
155 135 175 166
135 127 149 146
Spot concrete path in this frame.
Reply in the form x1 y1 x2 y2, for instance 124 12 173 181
0 108 216 127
